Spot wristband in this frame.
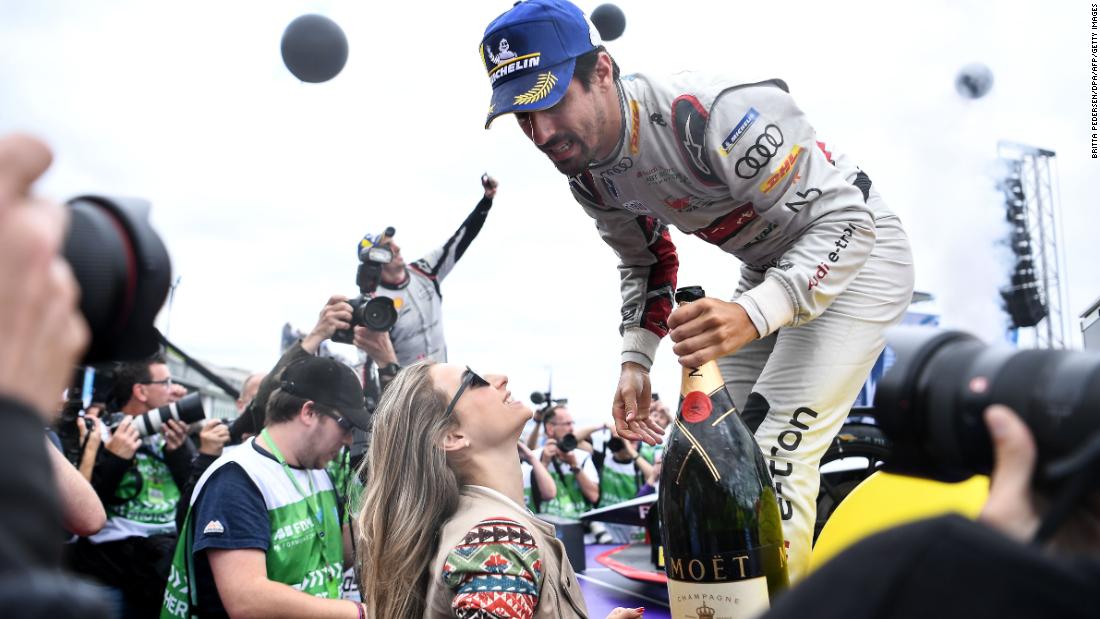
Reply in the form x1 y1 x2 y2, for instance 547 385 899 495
378 362 401 378
357 602 366 619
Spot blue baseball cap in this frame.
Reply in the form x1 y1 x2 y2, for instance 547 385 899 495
480 0 601 129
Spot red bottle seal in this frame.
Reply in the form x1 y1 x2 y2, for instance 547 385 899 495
681 391 712 423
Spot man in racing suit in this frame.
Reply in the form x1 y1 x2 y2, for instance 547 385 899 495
478 0 914 580
354 175 499 387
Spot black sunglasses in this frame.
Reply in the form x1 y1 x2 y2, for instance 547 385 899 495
444 366 490 417
314 405 354 433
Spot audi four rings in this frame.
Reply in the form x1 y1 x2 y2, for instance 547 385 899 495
734 124 785 179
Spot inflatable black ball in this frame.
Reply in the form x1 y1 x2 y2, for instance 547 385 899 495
954 63 994 99
590 4 626 41
280 14 349 83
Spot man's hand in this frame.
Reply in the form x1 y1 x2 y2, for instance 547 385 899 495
668 297 757 369
558 449 580 469
162 418 189 452
621 436 639 460
612 362 662 445
105 416 141 460
198 419 231 457
482 174 498 199
77 415 103 450
302 295 353 354
0 134 90 419
979 404 1040 543
541 439 559 465
517 441 535 464
353 327 398 365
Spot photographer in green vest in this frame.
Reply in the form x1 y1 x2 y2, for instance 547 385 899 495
161 356 371 618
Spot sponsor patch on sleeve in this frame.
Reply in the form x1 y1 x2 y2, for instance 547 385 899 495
760 145 803 193
718 107 760 156
203 520 225 535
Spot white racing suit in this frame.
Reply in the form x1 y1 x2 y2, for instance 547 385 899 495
568 72 914 580
375 196 494 366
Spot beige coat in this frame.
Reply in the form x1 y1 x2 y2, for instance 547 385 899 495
425 485 589 618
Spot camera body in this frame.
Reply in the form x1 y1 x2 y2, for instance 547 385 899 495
333 228 399 344
874 327 1100 490
557 433 578 454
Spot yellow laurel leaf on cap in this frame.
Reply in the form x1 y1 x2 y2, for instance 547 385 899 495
513 71 557 106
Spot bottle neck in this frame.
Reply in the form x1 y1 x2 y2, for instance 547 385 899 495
680 360 724 396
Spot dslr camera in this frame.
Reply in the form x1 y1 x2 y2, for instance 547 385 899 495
874 326 1100 491
105 392 207 439
333 226 399 344
64 195 172 364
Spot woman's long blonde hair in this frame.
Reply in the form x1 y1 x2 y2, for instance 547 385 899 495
356 361 460 618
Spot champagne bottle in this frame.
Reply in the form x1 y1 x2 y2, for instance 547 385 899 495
658 286 788 618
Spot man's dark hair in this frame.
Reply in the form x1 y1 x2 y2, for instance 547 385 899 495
111 352 167 409
266 387 337 426
573 45 620 90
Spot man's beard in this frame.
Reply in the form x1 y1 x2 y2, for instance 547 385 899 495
543 132 592 177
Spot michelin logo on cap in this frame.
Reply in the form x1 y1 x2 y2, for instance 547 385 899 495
484 38 542 86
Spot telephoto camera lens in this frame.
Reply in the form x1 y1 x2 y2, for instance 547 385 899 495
129 392 206 438
63 196 172 364
874 326 1100 488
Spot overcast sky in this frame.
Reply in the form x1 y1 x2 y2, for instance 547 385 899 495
1 0 1094 424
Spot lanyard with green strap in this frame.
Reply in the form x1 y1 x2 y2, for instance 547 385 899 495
259 429 327 538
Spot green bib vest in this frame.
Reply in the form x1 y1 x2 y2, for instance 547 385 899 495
160 437 344 618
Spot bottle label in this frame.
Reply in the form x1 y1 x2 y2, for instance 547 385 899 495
681 391 713 423
666 545 779 582
667 578 769 618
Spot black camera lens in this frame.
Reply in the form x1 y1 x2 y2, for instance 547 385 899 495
361 296 397 332
558 433 578 453
129 392 206 438
63 196 172 364
875 326 1100 486
607 436 625 452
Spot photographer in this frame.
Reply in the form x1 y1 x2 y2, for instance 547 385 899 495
596 434 655 508
71 354 207 616
532 406 599 518
161 356 371 618
72 403 106 482
0 133 113 617
518 440 556 510
352 174 499 389
764 405 1099 618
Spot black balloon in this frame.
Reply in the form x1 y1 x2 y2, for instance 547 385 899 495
280 14 349 83
954 63 994 99
590 3 626 41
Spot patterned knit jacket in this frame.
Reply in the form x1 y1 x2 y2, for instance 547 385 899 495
425 485 588 618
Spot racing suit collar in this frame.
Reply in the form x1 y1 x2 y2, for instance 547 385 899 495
380 267 411 290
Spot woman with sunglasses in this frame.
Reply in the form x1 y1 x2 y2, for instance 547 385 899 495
357 361 644 618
